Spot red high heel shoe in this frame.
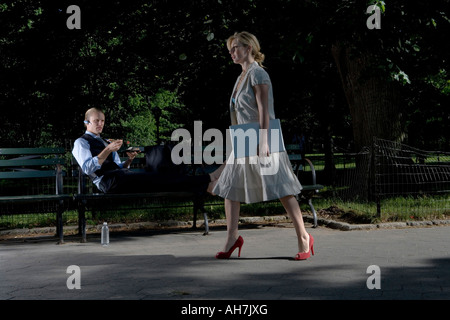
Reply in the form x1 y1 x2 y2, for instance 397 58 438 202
216 236 244 259
294 234 314 260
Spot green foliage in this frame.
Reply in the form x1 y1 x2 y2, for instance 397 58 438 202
0 0 448 152
426 69 450 95
120 109 156 147
149 89 187 143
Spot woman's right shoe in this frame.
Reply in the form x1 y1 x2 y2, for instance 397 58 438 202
294 234 314 260
216 236 244 259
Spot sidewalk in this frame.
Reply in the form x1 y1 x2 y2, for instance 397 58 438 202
1 221 449 300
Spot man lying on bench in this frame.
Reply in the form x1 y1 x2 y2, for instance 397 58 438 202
72 107 214 194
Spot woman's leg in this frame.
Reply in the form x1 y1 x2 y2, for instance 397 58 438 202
222 198 241 251
210 162 226 181
280 195 310 253
207 163 226 195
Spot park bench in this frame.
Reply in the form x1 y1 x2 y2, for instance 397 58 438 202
73 146 211 243
0 148 71 244
285 144 323 227
0 144 322 243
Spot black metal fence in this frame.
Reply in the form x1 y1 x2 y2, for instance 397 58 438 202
331 138 450 218
2 138 450 230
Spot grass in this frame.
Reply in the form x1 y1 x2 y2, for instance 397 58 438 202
312 194 450 224
1 194 449 230
377 194 450 222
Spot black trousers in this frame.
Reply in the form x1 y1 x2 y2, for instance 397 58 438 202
99 169 210 195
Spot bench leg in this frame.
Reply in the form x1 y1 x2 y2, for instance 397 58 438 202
78 204 87 243
192 201 198 231
202 206 209 236
193 196 209 235
308 198 318 228
56 207 64 244
192 196 203 231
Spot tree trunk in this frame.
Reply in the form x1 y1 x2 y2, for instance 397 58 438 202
331 43 404 152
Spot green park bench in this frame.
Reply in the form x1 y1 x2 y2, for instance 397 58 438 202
0 144 322 244
0 148 71 244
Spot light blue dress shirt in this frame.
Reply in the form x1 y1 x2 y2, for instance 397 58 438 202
72 131 125 189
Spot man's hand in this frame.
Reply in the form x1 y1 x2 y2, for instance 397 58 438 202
126 151 138 161
97 139 123 165
123 151 138 168
106 139 123 152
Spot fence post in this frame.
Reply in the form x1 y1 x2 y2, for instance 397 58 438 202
372 137 381 218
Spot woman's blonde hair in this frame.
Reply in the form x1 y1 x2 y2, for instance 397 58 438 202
227 31 265 67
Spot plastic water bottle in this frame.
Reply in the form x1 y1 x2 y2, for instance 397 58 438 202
101 222 109 246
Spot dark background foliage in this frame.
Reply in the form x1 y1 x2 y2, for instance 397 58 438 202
1 0 448 153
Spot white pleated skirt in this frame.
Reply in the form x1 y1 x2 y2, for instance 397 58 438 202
212 150 302 204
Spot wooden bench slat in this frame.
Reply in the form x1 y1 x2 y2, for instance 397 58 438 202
0 171 59 179
0 158 65 167
75 191 198 200
301 184 324 191
0 194 71 202
289 154 302 161
0 147 66 155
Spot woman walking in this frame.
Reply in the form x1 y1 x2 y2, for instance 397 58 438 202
210 31 314 260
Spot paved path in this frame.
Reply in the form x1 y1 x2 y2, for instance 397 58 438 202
1 223 449 301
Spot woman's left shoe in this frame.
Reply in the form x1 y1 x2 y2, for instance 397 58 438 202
216 236 244 259
294 234 314 260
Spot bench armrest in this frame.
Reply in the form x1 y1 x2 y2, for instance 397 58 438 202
77 165 89 194
56 163 64 195
303 158 318 190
